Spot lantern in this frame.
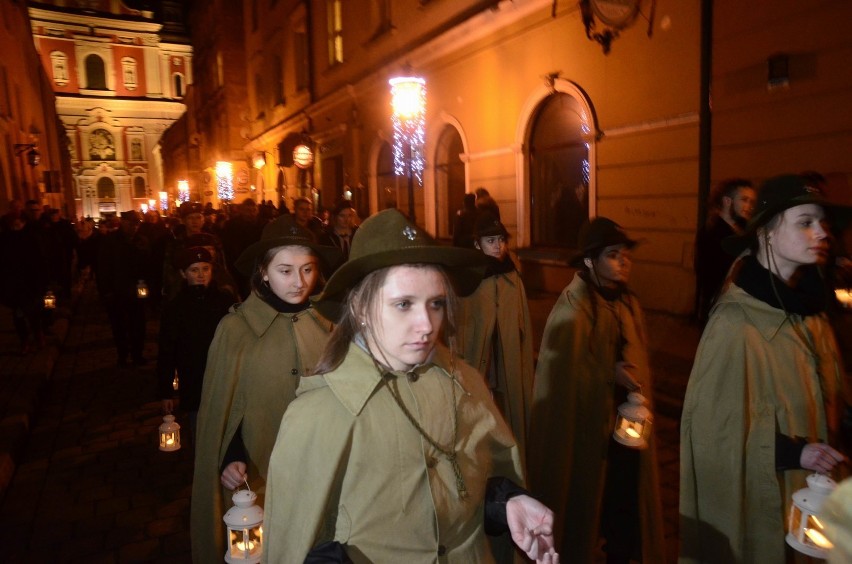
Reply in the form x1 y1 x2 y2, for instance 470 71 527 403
136 280 149 299
786 473 836 558
835 288 852 309
158 414 181 452
172 373 179 391
612 392 651 449
43 290 57 310
223 489 264 563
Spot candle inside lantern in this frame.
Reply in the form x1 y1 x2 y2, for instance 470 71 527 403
625 426 641 439
137 280 149 298
835 288 852 309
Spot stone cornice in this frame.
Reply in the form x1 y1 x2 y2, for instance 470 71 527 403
29 7 162 34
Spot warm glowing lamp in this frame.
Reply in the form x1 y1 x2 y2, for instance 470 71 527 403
159 191 168 211
158 414 181 452
389 75 426 222
43 290 57 310
787 473 836 558
136 279 149 299
252 152 266 170
293 145 313 169
835 288 852 309
224 489 264 563
613 392 652 449
177 180 190 203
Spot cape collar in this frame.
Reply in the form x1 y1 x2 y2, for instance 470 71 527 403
238 292 323 338
715 284 795 342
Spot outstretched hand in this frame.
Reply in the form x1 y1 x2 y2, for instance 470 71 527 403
506 495 560 563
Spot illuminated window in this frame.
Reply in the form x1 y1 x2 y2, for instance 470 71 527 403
50 51 69 86
327 0 343 65
121 57 137 90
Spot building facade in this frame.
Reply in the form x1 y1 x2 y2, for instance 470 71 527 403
28 0 191 218
0 0 73 217
165 0 852 314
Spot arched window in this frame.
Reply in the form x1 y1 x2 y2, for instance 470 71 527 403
85 54 107 90
529 93 592 248
133 176 146 198
434 125 465 239
121 57 137 90
376 141 397 211
173 73 185 98
50 51 69 86
97 177 116 199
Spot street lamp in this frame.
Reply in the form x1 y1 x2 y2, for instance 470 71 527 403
389 75 426 223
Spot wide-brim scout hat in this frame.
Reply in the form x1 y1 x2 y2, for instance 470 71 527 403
569 217 638 268
312 208 487 322
474 212 509 239
235 215 341 276
722 173 851 255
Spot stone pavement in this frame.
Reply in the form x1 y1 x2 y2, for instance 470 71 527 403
0 280 701 563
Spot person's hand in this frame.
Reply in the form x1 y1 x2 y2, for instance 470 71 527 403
614 361 640 391
161 399 174 414
221 461 247 490
506 495 560 563
800 443 846 474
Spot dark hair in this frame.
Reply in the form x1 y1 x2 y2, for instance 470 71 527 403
313 264 458 375
710 178 753 209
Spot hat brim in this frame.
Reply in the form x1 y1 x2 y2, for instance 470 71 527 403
235 237 342 277
568 238 639 268
312 246 487 322
722 196 852 256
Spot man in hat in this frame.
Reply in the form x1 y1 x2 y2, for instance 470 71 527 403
319 199 359 262
157 246 233 442
96 210 150 366
162 202 228 301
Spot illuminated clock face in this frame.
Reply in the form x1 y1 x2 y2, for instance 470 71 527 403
89 129 116 161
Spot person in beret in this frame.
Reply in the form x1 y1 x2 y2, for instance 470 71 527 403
680 174 849 563
527 217 666 563
156 246 233 442
262 209 558 563
457 213 534 463
190 216 340 563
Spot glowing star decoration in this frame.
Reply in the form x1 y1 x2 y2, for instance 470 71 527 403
216 161 234 203
177 180 190 203
389 76 426 185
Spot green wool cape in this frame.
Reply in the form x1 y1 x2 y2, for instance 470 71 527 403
190 293 332 564
262 342 524 563
680 284 845 564
527 273 666 563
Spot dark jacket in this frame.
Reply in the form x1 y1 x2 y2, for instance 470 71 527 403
156 284 234 411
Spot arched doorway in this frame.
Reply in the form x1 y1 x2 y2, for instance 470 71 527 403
528 93 593 248
434 125 465 240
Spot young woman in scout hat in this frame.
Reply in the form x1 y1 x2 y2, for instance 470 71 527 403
262 209 559 563
156 246 233 438
527 217 666 563
457 212 534 460
680 174 849 563
190 216 340 564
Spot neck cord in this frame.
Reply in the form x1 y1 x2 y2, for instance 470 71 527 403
370 354 468 500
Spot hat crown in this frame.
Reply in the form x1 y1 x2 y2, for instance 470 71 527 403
753 174 824 223
260 215 314 244
349 209 435 260
474 212 507 238
579 217 634 253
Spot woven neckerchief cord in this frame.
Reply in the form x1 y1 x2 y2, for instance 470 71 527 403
370 354 469 500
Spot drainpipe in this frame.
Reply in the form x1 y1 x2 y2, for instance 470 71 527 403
697 0 713 230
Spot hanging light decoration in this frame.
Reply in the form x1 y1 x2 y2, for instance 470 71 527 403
223 487 264 563
159 191 168 211
787 473 836 558
612 391 652 449
158 414 181 452
293 144 314 169
389 75 426 185
216 161 234 203
177 180 190 203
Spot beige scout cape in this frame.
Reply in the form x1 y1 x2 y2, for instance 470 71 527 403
680 284 844 564
527 273 666 562
458 267 534 458
191 292 332 563
262 342 525 563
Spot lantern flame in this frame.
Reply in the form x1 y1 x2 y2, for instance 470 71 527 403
804 527 833 549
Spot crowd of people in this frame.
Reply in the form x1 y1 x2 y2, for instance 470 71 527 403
1 172 850 563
